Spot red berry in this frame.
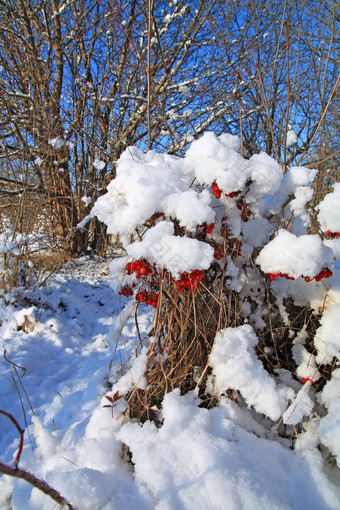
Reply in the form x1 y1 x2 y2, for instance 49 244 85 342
325 230 340 238
211 183 222 198
321 269 332 279
301 377 315 385
214 248 222 260
225 191 240 198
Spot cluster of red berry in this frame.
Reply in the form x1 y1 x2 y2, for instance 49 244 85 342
125 259 151 279
301 377 315 385
304 268 333 282
118 286 135 297
225 191 240 198
174 270 204 291
214 248 223 260
211 183 240 200
325 230 340 238
211 182 222 199
136 291 159 308
205 223 215 233
268 272 295 280
268 268 333 282
196 222 215 234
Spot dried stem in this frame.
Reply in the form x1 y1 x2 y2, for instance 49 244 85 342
0 462 75 510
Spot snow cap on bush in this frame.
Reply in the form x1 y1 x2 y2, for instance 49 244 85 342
246 152 283 202
256 229 334 279
90 147 192 235
126 221 214 277
280 166 318 195
162 189 215 232
184 131 250 193
258 165 318 225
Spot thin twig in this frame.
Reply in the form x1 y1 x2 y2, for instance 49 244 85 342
147 0 152 150
249 45 281 165
283 21 290 172
297 74 340 166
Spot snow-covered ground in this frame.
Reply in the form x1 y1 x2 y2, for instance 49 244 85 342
0 254 339 510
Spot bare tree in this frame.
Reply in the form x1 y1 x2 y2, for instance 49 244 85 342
0 0 228 254
0 0 338 258
209 0 340 171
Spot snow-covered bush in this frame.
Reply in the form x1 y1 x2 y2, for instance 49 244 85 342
89 132 340 466
0 214 65 300
0 229 35 298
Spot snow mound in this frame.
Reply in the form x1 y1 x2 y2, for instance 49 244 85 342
118 389 338 510
209 325 294 421
256 229 334 279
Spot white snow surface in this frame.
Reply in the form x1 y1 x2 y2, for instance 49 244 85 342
0 256 340 510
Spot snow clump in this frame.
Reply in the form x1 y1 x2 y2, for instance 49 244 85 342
256 229 334 279
209 325 294 421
